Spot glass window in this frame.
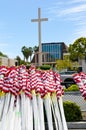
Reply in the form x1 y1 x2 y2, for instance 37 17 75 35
42 43 63 61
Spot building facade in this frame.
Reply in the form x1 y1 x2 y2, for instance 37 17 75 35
32 42 68 65
0 56 18 67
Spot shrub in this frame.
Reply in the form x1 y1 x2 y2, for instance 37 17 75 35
64 84 79 92
63 101 82 121
39 65 51 70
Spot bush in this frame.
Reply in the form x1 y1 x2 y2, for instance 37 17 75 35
64 84 79 92
39 65 51 70
63 101 82 121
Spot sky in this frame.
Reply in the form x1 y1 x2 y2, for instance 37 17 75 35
0 0 86 59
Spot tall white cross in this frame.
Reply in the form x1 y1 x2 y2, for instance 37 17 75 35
31 8 48 66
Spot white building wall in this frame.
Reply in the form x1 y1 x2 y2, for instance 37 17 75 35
0 57 8 66
8 59 17 67
0 57 17 66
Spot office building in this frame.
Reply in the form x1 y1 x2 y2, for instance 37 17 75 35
32 42 68 65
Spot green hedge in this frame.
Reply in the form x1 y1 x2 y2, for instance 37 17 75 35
64 84 79 92
63 101 82 121
39 65 51 70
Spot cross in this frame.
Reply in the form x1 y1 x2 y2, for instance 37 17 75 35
31 8 48 66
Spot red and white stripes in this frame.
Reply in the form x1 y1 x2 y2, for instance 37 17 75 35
0 65 63 99
1 65 86 100
0 65 70 130
73 72 86 100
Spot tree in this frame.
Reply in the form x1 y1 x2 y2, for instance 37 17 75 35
21 46 30 62
28 47 33 62
33 46 38 52
15 56 21 66
56 59 72 72
68 37 86 61
56 57 79 72
21 46 26 61
0 51 8 57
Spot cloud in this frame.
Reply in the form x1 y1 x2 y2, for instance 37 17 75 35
47 1 86 18
74 27 86 36
0 33 14 40
51 4 86 17
47 0 86 42
47 1 86 24
75 21 86 26
61 4 86 16
69 0 86 4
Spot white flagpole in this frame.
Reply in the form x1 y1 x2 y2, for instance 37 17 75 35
43 94 54 130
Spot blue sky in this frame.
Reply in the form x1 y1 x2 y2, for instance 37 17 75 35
0 0 86 59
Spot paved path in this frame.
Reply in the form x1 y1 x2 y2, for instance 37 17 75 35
63 93 86 129
63 92 86 111
68 127 86 129
67 121 86 129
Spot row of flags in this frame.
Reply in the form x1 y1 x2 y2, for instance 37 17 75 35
0 65 63 99
0 65 86 100
0 65 68 130
0 65 86 130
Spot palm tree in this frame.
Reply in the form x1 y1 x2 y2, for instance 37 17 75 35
28 47 33 62
21 46 30 62
21 46 26 61
21 45 38 63
33 46 38 52
32 46 38 64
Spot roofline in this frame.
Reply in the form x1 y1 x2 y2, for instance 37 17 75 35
42 42 65 45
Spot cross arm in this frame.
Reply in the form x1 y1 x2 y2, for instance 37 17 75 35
31 18 48 22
